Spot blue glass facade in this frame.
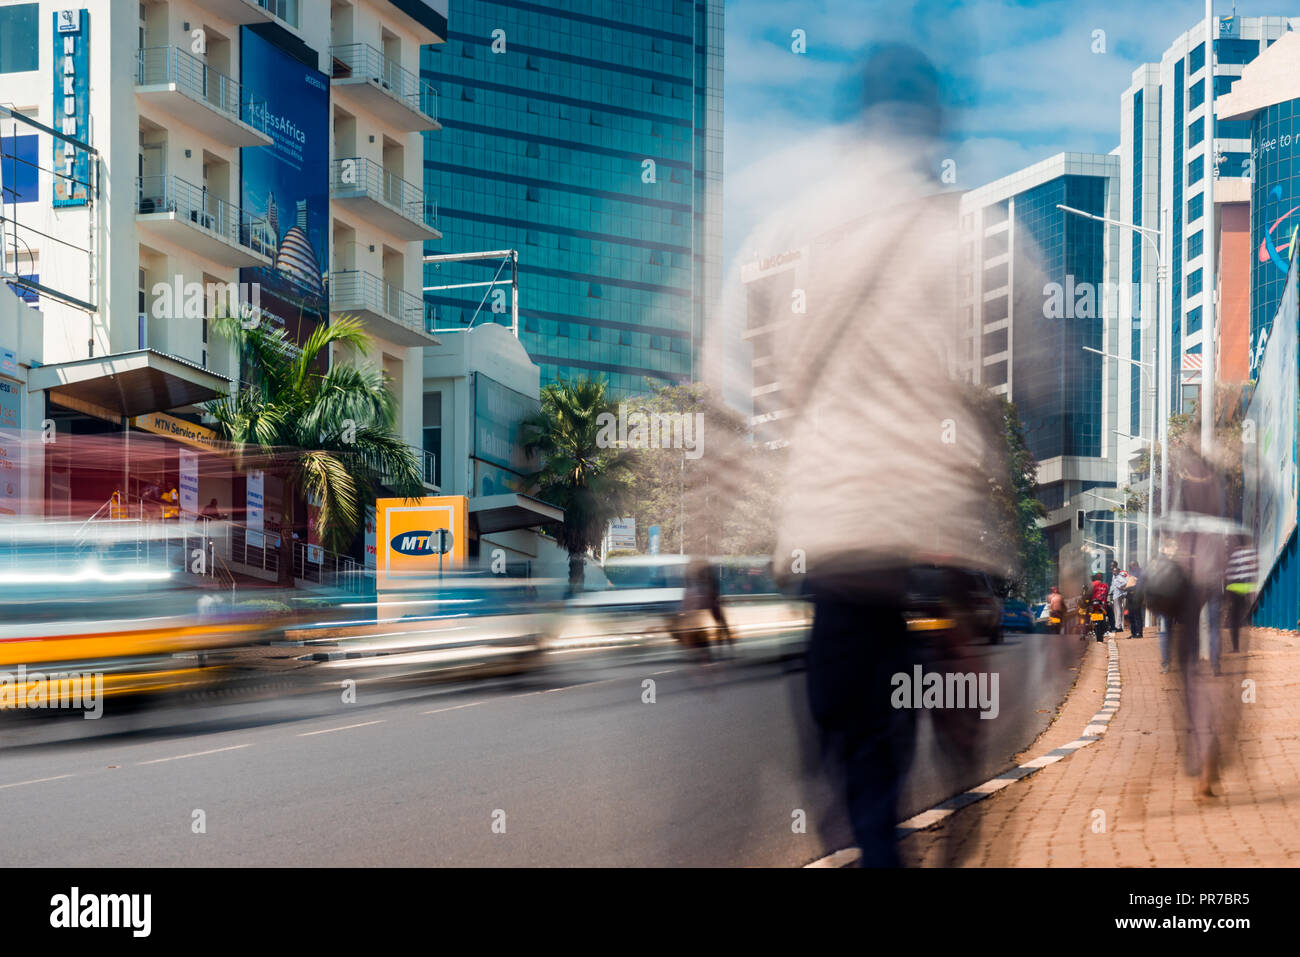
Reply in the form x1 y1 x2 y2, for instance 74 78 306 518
1011 175 1107 463
420 0 723 397
1249 98 1300 377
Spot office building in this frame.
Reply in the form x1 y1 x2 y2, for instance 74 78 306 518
959 152 1124 569
419 0 723 397
1120 15 1298 413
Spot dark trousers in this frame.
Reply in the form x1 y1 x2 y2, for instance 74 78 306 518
806 598 916 867
1226 591 1248 652
1129 596 1144 636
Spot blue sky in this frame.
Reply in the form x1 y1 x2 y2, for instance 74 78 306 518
721 0 1280 273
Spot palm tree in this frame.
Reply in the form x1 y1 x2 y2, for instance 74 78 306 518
204 314 425 586
520 377 630 592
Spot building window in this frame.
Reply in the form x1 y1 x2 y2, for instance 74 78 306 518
1188 117 1204 147
1186 230 1203 260
1219 119 1251 140
1188 79 1205 110
1214 75 1238 97
0 4 38 74
1187 156 1204 185
1187 193 1203 222
1188 42 1205 73
1187 268 1203 297
0 134 38 203
1186 306 1203 335
1215 38 1258 64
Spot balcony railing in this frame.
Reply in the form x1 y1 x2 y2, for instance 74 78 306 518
136 175 272 259
330 268 436 338
329 43 438 123
250 0 299 28
137 46 270 135
331 157 437 230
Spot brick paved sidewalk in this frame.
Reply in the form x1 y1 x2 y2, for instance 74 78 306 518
901 626 1300 866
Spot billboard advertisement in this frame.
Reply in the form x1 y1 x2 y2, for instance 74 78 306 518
239 28 329 343
375 495 468 586
1249 102 1300 377
1245 252 1299 584
472 373 539 482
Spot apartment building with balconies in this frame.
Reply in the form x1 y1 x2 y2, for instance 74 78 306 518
0 0 447 583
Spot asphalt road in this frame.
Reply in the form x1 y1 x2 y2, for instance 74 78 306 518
0 630 1084 866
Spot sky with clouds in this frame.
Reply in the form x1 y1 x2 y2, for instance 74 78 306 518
722 0 1269 271
713 0 1290 405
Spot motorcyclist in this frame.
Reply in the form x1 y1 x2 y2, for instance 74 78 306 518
1090 573 1110 643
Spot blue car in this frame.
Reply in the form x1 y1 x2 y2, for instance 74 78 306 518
1000 599 1037 633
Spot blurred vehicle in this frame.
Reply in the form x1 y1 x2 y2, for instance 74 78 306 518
293 572 562 687
1000 599 1037 634
553 555 809 660
558 554 689 644
0 521 272 717
902 566 1004 644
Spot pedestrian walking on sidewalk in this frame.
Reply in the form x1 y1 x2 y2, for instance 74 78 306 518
1163 426 1236 796
1224 541 1257 653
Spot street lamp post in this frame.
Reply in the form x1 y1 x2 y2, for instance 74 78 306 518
1058 203 1168 564
1081 345 1157 567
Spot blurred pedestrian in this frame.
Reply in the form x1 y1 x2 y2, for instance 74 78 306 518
720 43 1014 867
1224 540 1257 653
1125 560 1144 637
1165 426 1233 795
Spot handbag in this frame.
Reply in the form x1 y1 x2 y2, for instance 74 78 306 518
1142 557 1187 617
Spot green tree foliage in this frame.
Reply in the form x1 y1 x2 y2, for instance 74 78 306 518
204 315 425 585
519 377 632 590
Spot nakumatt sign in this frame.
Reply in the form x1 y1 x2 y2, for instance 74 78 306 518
52 9 90 208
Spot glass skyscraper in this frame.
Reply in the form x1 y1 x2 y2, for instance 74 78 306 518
420 0 723 397
959 153 1122 571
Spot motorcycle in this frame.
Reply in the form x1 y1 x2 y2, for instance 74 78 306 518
1090 597 1108 642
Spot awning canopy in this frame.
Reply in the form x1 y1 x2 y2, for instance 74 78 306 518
28 349 230 420
469 492 563 534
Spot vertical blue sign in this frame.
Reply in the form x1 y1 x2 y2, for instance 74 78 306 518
51 9 90 208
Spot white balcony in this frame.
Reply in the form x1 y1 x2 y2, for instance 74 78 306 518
193 0 300 34
329 269 438 347
136 47 272 148
329 44 440 132
136 176 272 269
330 157 441 242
